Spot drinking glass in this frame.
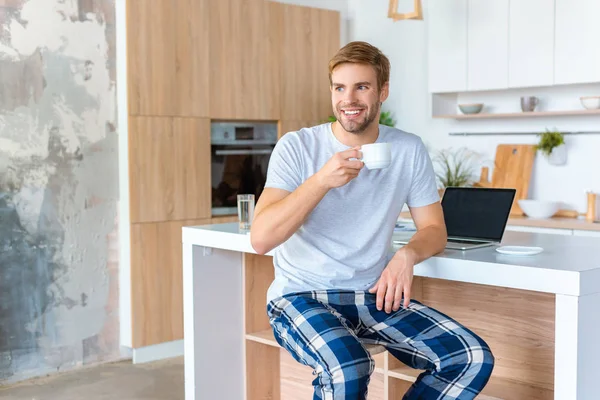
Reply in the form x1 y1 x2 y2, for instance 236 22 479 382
237 194 255 231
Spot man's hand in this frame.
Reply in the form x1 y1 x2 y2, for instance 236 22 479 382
315 147 364 190
369 249 416 313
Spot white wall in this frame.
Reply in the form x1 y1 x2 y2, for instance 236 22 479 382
348 0 600 212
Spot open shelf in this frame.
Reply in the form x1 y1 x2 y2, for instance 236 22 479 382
246 330 387 374
434 108 600 119
246 330 279 347
388 365 552 399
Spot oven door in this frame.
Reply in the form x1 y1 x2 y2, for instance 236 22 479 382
211 146 273 216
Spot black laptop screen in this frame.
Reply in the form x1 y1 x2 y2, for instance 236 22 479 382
441 187 516 241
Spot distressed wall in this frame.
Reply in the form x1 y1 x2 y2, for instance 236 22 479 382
0 0 120 383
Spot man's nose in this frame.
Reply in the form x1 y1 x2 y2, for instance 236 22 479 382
342 89 357 103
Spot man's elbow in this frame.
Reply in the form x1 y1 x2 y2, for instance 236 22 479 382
250 232 271 255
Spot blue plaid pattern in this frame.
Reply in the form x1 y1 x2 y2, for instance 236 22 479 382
267 290 494 399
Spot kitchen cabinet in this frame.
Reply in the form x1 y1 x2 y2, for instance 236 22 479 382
279 120 324 139
127 0 209 117
467 0 509 91
209 0 281 120
280 4 340 122
125 0 340 352
508 0 554 88
554 0 600 85
129 117 211 223
427 0 468 93
131 218 211 347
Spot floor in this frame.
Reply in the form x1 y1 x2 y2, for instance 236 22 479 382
0 351 385 400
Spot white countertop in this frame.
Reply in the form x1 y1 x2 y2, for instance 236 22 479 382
182 223 600 297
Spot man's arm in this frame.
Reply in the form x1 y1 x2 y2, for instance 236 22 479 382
401 201 447 264
250 147 364 255
249 178 328 255
369 202 447 312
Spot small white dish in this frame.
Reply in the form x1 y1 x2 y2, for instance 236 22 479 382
496 246 543 256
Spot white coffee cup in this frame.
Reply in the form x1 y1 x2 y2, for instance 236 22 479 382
360 143 391 170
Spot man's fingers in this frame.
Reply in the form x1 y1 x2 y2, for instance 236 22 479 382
369 280 379 293
376 279 387 311
403 284 412 309
384 282 395 313
392 283 404 312
344 159 365 170
339 148 362 160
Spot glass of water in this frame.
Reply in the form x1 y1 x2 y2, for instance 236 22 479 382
237 194 255 231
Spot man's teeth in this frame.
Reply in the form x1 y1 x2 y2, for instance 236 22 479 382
344 110 361 115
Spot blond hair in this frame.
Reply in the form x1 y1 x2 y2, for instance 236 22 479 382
328 41 391 91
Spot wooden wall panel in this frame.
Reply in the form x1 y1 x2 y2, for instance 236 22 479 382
129 117 211 223
175 0 210 117
209 0 281 120
281 5 340 122
420 278 555 391
278 120 323 138
127 0 209 117
244 254 274 334
131 218 211 347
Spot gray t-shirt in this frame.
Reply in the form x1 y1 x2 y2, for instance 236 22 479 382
263 122 439 302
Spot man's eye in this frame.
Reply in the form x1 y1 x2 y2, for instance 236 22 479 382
336 87 344 92
358 86 367 90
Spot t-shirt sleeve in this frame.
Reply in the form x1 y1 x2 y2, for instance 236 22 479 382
264 133 303 193
406 138 440 208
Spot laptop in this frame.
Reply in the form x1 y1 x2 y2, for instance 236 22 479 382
393 187 516 250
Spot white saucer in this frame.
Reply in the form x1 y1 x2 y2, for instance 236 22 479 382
496 246 543 256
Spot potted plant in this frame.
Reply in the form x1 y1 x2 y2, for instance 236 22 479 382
327 110 397 127
433 147 480 197
536 129 566 165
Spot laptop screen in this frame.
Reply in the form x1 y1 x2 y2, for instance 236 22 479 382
441 187 516 241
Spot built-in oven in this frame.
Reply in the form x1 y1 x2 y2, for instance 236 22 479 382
211 121 278 216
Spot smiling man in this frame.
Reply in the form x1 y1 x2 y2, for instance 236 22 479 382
250 41 494 399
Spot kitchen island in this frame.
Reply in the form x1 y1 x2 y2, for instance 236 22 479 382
182 223 600 400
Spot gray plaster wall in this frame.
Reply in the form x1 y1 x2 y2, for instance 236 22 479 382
0 0 120 383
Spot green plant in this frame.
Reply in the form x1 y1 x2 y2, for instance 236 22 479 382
535 128 565 156
326 110 397 127
433 147 480 188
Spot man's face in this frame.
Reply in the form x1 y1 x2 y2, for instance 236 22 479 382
330 63 389 134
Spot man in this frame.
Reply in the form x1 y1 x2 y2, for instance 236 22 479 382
250 41 494 399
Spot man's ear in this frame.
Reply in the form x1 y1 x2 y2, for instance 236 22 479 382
379 82 390 103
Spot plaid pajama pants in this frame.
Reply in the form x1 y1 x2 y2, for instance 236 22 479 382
267 290 494 400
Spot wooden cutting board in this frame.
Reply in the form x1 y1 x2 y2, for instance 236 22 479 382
491 144 537 215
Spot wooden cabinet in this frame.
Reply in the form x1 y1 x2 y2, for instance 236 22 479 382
427 0 468 93
129 117 211 223
126 0 341 350
131 218 211 347
508 0 555 88
467 0 509 91
127 0 209 117
554 0 600 84
280 4 340 122
278 120 323 138
209 0 281 120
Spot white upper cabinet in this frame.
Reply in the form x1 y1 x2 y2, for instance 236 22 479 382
555 0 600 85
508 0 555 88
467 0 509 91
427 0 468 93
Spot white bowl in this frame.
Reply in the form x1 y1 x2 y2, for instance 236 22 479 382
580 96 600 110
518 199 560 219
458 103 484 114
